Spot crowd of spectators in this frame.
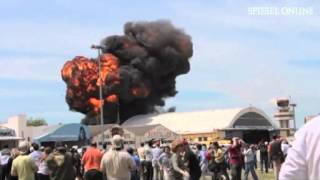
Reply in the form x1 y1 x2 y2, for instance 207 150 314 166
0 134 291 180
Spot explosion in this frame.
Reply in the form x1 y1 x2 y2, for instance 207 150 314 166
61 20 193 124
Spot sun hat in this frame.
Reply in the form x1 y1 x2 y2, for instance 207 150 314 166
171 139 184 153
112 135 124 149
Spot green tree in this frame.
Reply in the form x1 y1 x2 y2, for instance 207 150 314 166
27 117 48 127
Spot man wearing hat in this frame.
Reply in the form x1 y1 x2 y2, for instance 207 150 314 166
100 135 136 180
11 141 38 180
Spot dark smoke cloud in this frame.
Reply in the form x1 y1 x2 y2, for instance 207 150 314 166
80 20 192 124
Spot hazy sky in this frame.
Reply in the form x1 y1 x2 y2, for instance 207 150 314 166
1 0 319 127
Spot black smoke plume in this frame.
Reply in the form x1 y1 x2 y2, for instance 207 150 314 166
72 20 192 125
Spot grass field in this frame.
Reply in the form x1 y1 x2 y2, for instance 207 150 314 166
202 167 275 180
254 170 274 180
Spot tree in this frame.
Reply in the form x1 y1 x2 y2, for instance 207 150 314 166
27 117 48 127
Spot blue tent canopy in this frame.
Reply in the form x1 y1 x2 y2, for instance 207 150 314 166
34 123 90 143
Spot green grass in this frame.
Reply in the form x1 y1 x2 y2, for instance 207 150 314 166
202 167 275 180
255 170 275 180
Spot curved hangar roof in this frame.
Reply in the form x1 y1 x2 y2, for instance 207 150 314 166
122 107 278 134
34 123 90 143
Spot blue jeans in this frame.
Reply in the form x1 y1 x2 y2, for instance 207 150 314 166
244 162 258 180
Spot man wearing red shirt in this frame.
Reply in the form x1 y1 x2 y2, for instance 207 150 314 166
228 137 245 180
82 142 103 180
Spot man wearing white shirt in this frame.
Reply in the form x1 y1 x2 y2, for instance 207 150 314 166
280 116 320 179
152 142 163 180
144 141 153 180
30 144 43 166
281 140 290 160
29 143 43 180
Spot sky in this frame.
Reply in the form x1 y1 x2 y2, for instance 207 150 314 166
0 0 320 128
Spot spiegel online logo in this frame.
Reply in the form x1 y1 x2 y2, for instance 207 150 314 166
248 7 314 16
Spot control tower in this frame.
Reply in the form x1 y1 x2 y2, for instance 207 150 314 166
274 98 296 137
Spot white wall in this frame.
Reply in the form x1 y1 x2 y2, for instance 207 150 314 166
0 115 52 142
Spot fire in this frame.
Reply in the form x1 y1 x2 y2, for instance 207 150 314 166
62 20 193 125
61 54 120 115
61 56 98 83
131 84 149 97
106 94 118 103
97 54 119 86
88 98 102 113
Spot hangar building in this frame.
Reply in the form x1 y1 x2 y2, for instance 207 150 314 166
123 106 279 144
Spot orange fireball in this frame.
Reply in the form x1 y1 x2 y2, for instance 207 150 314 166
106 94 118 103
61 54 120 115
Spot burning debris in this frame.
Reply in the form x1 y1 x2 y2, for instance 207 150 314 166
61 20 193 124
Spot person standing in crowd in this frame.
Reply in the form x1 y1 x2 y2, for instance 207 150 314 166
80 146 87 178
6 148 19 180
30 143 43 180
253 145 257 170
281 140 290 161
183 140 201 180
37 147 52 180
152 141 163 180
143 141 153 180
81 142 103 180
279 116 320 179
220 145 230 171
200 144 207 163
267 142 273 170
159 145 173 180
101 143 107 154
212 141 229 180
11 141 38 180
0 145 11 180
228 137 244 180
71 147 82 180
127 147 140 180
46 142 76 180
258 141 269 173
100 135 136 180
243 145 258 180
170 140 189 180
269 135 284 180
195 144 202 161
137 143 146 179
199 146 211 178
